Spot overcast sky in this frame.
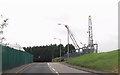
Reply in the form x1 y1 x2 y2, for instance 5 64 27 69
0 0 119 52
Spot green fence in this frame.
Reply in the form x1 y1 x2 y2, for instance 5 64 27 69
0 45 2 73
64 52 82 58
2 45 33 71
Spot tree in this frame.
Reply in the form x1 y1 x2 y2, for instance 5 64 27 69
23 44 75 62
65 44 75 53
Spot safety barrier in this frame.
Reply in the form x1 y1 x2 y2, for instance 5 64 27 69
64 52 82 58
2 45 33 71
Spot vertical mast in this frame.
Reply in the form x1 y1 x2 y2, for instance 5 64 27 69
88 16 93 47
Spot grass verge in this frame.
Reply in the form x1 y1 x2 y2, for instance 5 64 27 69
66 49 119 73
52 57 64 62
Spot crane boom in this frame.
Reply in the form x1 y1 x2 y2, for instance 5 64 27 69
64 25 81 51
62 15 98 54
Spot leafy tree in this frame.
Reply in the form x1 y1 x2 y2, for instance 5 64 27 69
23 44 75 62
65 44 75 53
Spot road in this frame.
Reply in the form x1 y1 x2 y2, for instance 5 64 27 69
3 62 97 75
20 63 96 75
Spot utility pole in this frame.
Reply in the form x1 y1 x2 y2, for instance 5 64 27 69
58 24 70 59
54 38 62 62
60 39 61 62
65 25 69 59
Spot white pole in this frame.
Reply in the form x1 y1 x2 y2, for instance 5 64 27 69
59 39 61 62
54 38 62 62
58 23 69 59
67 27 69 59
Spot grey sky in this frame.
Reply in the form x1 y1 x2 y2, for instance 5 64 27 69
0 0 119 52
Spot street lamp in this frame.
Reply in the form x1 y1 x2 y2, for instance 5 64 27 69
58 23 69 59
54 38 62 62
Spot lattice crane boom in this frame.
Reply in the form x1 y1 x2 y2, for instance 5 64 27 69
64 25 81 50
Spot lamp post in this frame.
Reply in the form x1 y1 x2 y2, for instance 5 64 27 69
54 38 62 62
58 23 69 59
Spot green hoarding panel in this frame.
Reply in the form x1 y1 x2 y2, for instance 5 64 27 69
2 45 33 71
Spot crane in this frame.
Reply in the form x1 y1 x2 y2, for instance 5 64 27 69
64 25 82 52
63 16 98 54
82 16 98 54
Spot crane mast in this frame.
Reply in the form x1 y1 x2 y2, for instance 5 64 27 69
87 16 94 53
83 16 98 54
88 16 93 46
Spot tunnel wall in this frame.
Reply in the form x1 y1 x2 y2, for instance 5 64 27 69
2 45 33 71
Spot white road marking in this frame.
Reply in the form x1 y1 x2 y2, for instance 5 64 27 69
47 63 59 75
56 71 59 75
52 68 55 71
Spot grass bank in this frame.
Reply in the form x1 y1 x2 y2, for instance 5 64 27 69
52 57 64 62
66 49 119 73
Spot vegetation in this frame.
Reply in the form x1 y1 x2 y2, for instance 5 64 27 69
66 49 119 73
52 57 64 62
23 44 75 62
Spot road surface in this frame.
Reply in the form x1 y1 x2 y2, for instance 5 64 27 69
22 63 89 73
20 63 97 75
3 63 97 75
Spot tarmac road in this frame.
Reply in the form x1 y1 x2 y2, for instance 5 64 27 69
21 63 97 75
3 62 97 75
